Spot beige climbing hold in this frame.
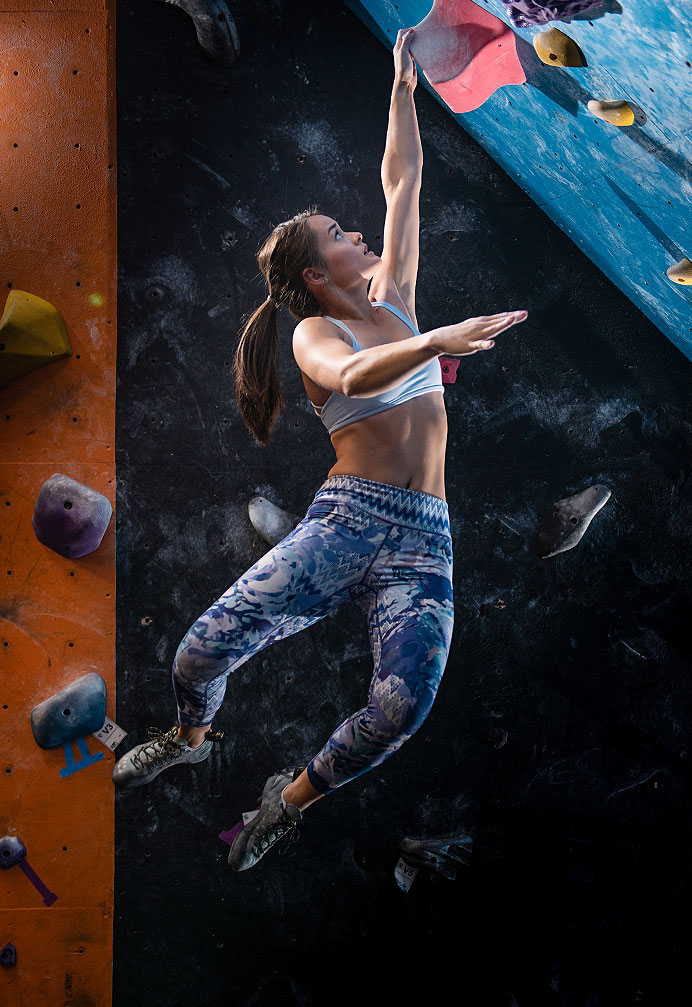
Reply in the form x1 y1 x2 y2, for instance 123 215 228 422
587 99 634 126
0 290 71 390
533 27 586 67
666 258 692 285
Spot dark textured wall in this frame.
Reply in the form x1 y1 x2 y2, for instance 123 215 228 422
115 1 692 1004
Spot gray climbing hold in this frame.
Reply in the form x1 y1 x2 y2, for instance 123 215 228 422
248 496 301 547
153 0 240 64
32 473 112 559
535 484 611 559
30 672 106 749
0 835 26 869
0 942 16 967
399 831 473 881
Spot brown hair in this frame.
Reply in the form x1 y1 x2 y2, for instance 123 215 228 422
233 205 327 446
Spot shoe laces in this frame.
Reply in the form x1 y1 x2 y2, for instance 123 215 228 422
277 823 301 858
252 808 301 859
131 724 224 770
132 726 182 769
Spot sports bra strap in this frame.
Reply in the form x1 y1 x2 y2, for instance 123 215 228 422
321 315 360 349
322 302 417 347
371 301 419 333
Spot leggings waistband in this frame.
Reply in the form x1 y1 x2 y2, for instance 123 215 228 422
312 474 450 537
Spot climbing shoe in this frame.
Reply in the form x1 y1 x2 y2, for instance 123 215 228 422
227 767 305 872
112 724 222 789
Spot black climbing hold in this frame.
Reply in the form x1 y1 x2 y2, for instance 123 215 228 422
483 727 509 749
399 831 473 880
30 672 107 749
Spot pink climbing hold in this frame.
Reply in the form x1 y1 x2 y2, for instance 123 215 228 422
440 356 460 383
411 0 526 114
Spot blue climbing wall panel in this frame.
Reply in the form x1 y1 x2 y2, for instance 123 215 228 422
344 0 692 361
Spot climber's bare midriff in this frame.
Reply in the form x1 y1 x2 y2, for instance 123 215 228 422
298 296 448 501
326 391 447 501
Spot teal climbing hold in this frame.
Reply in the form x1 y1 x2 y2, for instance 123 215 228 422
30 672 107 749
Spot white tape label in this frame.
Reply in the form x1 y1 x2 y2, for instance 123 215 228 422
394 856 418 892
92 716 128 751
242 809 260 825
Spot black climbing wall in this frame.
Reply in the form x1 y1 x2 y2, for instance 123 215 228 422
115 2 692 1004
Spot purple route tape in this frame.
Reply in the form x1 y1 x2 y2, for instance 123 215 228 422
219 804 261 846
219 820 245 846
17 859 58 906
0 834 57 905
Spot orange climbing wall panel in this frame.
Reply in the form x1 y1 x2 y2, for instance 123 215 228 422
0 2 116 1005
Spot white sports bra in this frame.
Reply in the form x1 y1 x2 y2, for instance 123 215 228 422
310 301 444 435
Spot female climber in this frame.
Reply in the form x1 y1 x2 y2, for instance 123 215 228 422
112 28 528 872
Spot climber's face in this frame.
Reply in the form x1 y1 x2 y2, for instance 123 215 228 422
305 215 381 291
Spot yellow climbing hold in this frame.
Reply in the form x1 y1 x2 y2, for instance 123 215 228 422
0 290 72 390
587 99 634 126
533 27 586 67
666 258 692 285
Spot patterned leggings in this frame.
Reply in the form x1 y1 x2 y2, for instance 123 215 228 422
172 475 455 796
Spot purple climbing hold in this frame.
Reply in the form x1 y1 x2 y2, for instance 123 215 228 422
219 818 247 847
0 942 16 967
32 473 112 558
0 835 26 869
500 1 604 29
